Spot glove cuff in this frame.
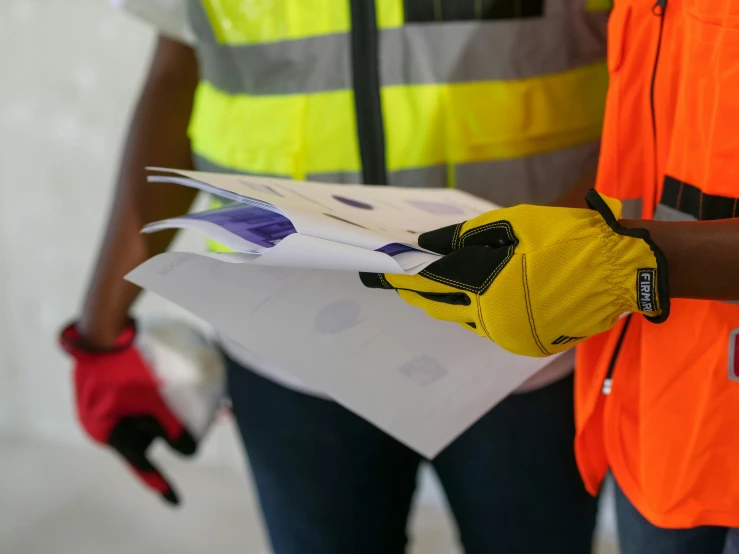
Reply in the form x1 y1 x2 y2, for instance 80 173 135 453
59 318 137 357
585 190 671 323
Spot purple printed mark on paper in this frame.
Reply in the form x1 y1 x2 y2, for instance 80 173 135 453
186 205 295 248
332 195 374 210
376 243 419 257
399 355 448 386
314 300 364 334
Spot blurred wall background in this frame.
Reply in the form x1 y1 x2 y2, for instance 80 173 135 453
0 1 617 552
0 0 232 451
0 0 155 441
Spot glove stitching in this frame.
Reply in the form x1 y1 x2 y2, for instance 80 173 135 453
476 293 493 340
420 222 515 292
421 244 514 294
522 254 551 356
459 222 514 248
452 223 463 250
379 274 393 289
596 219 629 300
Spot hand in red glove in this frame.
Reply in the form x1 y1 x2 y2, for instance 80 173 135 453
60 320 197 505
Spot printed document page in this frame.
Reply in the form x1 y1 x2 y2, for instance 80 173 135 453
146 169 498 265
127 252 561 458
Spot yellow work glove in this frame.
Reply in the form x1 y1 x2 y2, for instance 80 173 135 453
361 190 670 357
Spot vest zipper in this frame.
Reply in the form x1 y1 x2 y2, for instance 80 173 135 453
602 314 633 395
650 0 668 210
602 2 667 395
349 0 389 185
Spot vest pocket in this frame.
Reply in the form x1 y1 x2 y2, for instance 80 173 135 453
667 13 739 196
606 3 631 73
594 2 634 199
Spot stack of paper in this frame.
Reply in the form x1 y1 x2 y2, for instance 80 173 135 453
143 168 499 274
128 169 562 457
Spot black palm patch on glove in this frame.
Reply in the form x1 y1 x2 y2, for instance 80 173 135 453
362 220 518 299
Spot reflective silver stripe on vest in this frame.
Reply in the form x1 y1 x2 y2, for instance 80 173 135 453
620 199 643 220
454 140 600 206
304 171 363 184
195 154 363 184
192 154 290 179
381 12 608 85
188 1 607 96
196 154 443 186
197 141 600 206
389 165 447 188
653 203 698 222
186 1 351 96
196 36 353 96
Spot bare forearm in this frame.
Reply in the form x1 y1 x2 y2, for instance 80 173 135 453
78 37 199 347
622 218 739 301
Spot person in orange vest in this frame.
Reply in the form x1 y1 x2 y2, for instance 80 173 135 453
364 0 739 551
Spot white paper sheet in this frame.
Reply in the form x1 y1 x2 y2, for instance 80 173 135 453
127 252 561 458
146 169 499 254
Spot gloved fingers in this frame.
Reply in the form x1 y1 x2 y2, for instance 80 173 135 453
417 216 516 254
459 321 489 338
144 394 192 452
118 447 180 506
360 271 467 299
389 245 514 300
364 244 514 297
361 271 477 323
106 415 180 505
415 223 462 255
361 246 514 327
137 414 197 457
395 289 478 324
162 427 197 457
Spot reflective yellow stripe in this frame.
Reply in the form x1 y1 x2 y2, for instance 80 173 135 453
585 0 613 11
376 0 404 28
188 82 360 178
381 84 447 172
382 61 608 171
201 0 349 44
192 62 607 180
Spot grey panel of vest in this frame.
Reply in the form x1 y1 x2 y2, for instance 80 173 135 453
454 140 600 206
196 35 353 95
196 141 600 206
619 198 643 220
381 12 608 86
653 203 698 222
187 0 607 96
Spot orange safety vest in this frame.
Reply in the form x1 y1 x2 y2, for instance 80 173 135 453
575 0 739 528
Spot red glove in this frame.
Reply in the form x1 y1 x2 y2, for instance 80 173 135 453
59 320 197 505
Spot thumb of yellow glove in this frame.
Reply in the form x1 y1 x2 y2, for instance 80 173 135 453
361 190 670 357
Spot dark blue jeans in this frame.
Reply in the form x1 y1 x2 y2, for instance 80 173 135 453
227 357 597 554
615 480 739 554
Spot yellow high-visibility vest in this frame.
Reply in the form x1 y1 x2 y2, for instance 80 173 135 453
185 0 610 251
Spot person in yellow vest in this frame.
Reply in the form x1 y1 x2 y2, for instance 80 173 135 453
61 1 612 552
